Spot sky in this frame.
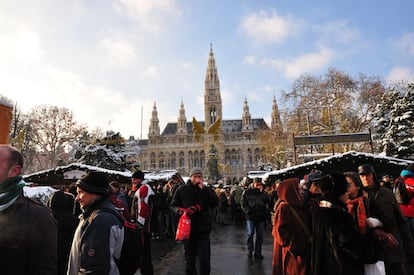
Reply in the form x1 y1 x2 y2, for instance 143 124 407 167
1 0 413 140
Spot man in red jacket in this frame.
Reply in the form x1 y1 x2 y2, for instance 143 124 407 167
130 170 154 275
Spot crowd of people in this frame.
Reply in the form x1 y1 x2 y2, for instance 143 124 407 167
272 165 414 275
1 144 414 275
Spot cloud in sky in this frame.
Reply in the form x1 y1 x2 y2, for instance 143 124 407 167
100 38 137 66
114 0 182 35
238 9 301 45
397 32 414 56
244 47 335 79
0 25 42 65
1 1 413 139
386 67 414 83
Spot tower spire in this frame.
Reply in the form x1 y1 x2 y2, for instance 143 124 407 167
204 44 222 129
271 96 283 134
242 97 252 131
177 100 187 134
148 102 160 136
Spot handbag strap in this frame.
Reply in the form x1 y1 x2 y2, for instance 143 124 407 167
286 203 312 238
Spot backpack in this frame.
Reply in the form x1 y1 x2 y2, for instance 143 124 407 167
394 176 410 204
90 208 144 275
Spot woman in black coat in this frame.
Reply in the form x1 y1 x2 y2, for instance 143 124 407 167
310 174 367 275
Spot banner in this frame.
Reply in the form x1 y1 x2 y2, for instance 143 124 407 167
0 100 13 144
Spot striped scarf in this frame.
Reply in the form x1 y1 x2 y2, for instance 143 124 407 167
0 176 25 211
347 196 367 234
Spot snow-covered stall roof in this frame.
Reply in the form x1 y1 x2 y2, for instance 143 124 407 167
23 163 184 186
23 163 133 186
263 151 414 184
144 170 184 183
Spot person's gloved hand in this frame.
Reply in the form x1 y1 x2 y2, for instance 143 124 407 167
186 204 201 215
178 205 202 216
366 217 383 228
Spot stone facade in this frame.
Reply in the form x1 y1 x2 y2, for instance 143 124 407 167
137 45 282 182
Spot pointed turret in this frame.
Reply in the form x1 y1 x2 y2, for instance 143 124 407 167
177 100 187 134
242 97 252 131
148 102 160 136
271 96 283 134
204 44 222 129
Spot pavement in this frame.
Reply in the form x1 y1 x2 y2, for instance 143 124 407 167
151 222 414 275
153 223 273 275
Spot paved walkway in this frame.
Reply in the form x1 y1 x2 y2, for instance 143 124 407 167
154 223 273 275
152 222 414 275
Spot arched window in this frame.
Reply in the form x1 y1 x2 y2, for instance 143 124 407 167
179 151 185 168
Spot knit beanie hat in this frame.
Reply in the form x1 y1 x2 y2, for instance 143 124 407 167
76 171 109 196
131 170 145 180
189 167 203 177
305 169 324 189
330 173 348 197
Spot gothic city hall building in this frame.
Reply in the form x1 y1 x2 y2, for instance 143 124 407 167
138 45 283 182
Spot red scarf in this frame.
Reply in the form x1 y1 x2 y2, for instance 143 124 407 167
347 197 367 234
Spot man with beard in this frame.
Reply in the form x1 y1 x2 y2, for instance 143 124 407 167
358 164 414 275
0 145 57 275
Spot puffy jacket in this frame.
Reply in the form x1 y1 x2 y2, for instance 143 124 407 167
170 181 218 237
241 187 267 222
67 198 123 275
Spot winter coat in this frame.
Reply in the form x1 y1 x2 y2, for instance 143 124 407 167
366 185 414 263
272 178 311 275
310 199 366 275
230 185 243 205
241 187 267 222
130 180 154 233
0 193 58 275
47 191 79 275
67 198 123 275
218 190 230 213
170 181 219 237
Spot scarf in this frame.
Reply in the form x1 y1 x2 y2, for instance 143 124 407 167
0 176 25 211
347 197 367 234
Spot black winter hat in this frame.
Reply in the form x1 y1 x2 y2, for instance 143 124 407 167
330 173 349 197
131 170 145 180
305 169 324 188
407 163 414 173
76 171 109 196
358 164 376 175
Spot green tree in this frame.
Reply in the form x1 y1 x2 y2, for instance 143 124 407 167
374 82 414 159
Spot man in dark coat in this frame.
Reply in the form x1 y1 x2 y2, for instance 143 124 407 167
46 190 78 275
241 177 267 259
170 167 219 275
358 164 414 275
0 144 58 275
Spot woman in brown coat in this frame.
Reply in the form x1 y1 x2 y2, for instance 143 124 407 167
272 178 311 275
